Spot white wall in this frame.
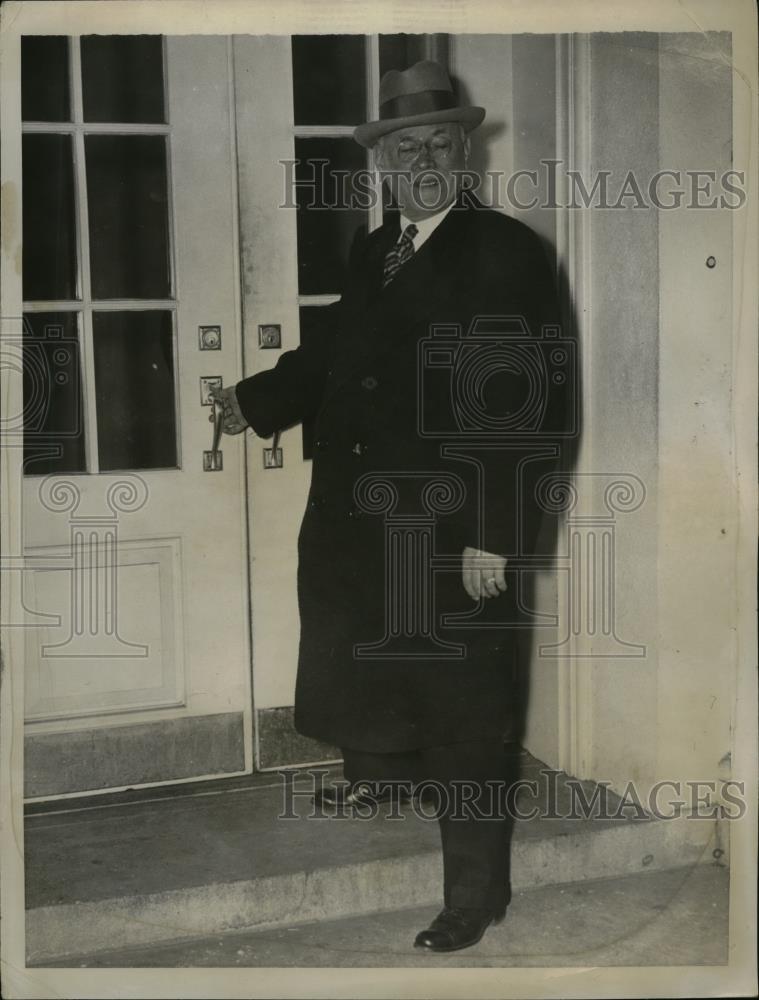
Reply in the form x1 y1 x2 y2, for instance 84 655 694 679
655 31 735 786
581 33 661 788
580 31 736 792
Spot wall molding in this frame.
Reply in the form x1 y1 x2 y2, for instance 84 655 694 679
554 33 595 780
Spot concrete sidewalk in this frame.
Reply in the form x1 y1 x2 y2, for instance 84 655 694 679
54 864 729 968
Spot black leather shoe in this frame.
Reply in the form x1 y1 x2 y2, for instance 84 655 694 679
312 781 411 810
413 905 506 953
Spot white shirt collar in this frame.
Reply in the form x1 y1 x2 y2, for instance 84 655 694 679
399 199 456 252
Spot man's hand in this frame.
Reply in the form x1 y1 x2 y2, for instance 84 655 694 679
210 385 249 435
462 546 508 601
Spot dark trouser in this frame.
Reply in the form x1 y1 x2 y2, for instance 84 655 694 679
341 738 514 912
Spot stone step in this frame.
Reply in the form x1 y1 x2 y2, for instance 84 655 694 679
25 757 719 965
53 865 731 969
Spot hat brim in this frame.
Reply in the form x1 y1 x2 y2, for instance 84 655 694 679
353 106 485 148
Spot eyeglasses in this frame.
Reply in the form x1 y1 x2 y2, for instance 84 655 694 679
393 136 455 162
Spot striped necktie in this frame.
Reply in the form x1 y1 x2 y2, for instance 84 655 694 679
382 223 418 288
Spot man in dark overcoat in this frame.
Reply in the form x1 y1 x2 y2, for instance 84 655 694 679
216 60 570 952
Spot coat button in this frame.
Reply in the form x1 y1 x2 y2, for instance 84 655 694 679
309 497 324 511
315 438 329 450
361 375 378 390
348 506 362 519
352 441 366 456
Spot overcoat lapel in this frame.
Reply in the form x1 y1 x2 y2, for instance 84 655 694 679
323 196 475 404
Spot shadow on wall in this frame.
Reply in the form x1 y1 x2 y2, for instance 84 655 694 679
451 72 508 188
453 64 584 749
512 252 582 748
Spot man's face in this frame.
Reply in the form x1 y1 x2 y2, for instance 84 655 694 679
375 122 470 220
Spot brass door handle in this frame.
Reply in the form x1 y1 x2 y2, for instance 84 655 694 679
203 400 224 471
264 430 283 469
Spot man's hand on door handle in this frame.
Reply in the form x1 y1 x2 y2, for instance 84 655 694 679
210 385 249 435
462 546 508 601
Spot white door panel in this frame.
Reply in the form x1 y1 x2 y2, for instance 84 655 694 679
24 538 183 720
22 36 252 793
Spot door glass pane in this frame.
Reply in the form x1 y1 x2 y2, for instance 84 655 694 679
85 135 171 300
22 133 78 301
295 138 367 295
292 35 366 125
93 311 177 471
81 35 165 123
23 313 85 475
378 34 429 76
21 36 71 122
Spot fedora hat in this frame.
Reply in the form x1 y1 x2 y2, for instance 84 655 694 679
354 59 485 148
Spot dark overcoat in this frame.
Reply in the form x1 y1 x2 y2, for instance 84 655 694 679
236 192 571 753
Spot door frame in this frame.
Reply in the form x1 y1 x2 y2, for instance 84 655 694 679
0 25 27 973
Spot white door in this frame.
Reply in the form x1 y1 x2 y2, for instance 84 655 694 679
20 35 252 798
